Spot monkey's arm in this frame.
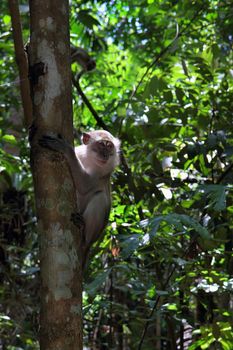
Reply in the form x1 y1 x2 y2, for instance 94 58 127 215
39 135 94 193
71 46 96 71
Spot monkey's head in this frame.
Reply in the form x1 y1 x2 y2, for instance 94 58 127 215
81 130 120 174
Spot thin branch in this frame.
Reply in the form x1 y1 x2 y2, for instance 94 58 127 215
127 6 205 108
8 0 32 128
137 263 177 350
129 22 180 105
72 72 107 130
217 163 233 184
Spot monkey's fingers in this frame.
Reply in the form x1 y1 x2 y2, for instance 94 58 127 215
38 135 63 152
70 212 85 229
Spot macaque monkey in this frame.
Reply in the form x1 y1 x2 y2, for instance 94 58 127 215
39 130 120 267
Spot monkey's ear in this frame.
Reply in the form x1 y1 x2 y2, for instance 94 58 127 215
82 133 91 145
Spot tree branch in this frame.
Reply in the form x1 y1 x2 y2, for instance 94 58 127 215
8 0 32 128
128 6 205 106
72 72 107 130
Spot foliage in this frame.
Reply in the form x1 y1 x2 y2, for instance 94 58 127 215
0 0 233 349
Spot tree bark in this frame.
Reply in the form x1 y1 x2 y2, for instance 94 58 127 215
28 1 82 349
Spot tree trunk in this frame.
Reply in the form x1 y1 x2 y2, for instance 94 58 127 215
28 1 82 349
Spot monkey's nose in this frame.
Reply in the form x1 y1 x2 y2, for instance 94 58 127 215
103 152 109 160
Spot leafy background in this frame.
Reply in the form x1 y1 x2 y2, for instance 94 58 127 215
0 0 233 349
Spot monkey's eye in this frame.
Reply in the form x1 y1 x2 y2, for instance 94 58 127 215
97 140 113 149
106 141 113 149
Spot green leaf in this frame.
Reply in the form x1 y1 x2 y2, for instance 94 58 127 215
85 270 110 295
121 234 141 257
220 340 233 350
200 185 226 211
149 216 162 237
149 214 210 239
165 303 177 311
164 214 210 239
2 134 17 145
3 15 11 25
77 10 100 29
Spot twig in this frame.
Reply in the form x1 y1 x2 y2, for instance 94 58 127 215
72 72 107 130
137 263 177 350
128 22 180 105
217 163 233 184
124 5 205 127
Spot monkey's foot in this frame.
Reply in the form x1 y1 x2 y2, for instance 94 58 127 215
70 212 85 230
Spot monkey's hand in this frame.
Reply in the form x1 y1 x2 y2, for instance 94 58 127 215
71 212 85 229
71 212 85 242
38 135 72 154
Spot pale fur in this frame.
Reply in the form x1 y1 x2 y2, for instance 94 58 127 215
39 130 120 268
72 130 120 266
75 130 120 177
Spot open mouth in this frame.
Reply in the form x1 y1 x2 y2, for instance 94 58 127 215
98 159 107 164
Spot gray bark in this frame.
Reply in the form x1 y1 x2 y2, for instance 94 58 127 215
28 1 83 349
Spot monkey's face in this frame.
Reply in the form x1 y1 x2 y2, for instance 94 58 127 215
81 130 120 173
91 139 115 163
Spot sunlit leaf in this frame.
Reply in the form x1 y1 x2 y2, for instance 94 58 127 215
200 185 226 211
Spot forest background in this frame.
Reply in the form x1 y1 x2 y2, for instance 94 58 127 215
0 0 233 349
